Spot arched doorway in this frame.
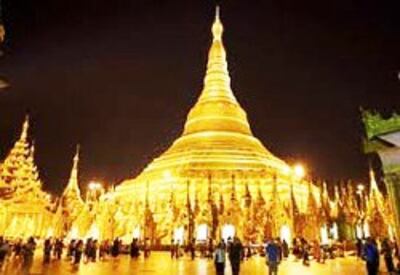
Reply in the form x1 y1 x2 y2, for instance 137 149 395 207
320 224 329 245
174 226 185 245
132 226 141 239
85 223 100 240
196 224 208 241
280 225 292 246
222 224 235 242
330 223 339 240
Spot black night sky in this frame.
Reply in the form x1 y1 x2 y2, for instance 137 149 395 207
0 0 399 194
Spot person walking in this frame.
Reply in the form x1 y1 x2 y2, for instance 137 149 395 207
356 238 363 259
111 238 120 258
363 237 380 275
381 238 395 274
54 239 64 260
74 240 84 265
301 238 310 266
187 238 196 260
43 238 52 264
214 242 226 275
99 240 107 261
281 239 289 259
129 238 139 259
22 237 36 275
67 239 76 260
266 239 281 275
228 237 243 275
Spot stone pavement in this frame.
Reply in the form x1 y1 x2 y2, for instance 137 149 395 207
1 252 382 275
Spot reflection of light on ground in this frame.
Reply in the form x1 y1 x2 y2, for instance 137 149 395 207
222 224 235 242
28 252 371 274
196 224 208 241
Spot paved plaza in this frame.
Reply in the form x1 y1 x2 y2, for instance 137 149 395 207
0 252 381 275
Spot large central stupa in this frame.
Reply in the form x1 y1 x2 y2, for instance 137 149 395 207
112 8 313 245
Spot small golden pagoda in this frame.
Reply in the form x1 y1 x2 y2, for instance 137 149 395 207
109 8 315 245
53 145 85 238
0 117 53 239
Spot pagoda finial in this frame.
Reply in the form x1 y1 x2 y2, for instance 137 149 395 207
212 6 223 41
20 115 30 141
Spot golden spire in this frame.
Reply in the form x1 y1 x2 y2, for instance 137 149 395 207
201 5 232 101
20 115 29 141
63 145 83 201
369 167 379 195
183 6 252 136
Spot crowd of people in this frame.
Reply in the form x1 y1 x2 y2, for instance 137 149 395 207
0 234 398 274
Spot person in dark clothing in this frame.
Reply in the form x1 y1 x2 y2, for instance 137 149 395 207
14 239 23 259
214 241 226 275
54 239 64 260
188 238 196 260
363 237 380 275
266 239 281 275
111 238 120 258
356 238 363 259
67 240 76 260
281 239 289 259
74 240 83 265
208 238 214 259
84 239 92 263
228 237 243 275
130 238 140 259
381 238 395 274
301 238 310 266
43 239 52 264
22 237 36 274
90 240 98 262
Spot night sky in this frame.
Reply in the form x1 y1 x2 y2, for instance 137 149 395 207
0 0 399 194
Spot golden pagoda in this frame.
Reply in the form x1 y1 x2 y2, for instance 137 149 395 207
105 7 316 245
53 145 85 237
0 117 53 239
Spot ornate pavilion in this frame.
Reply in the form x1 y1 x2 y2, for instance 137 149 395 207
0 9 394 246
